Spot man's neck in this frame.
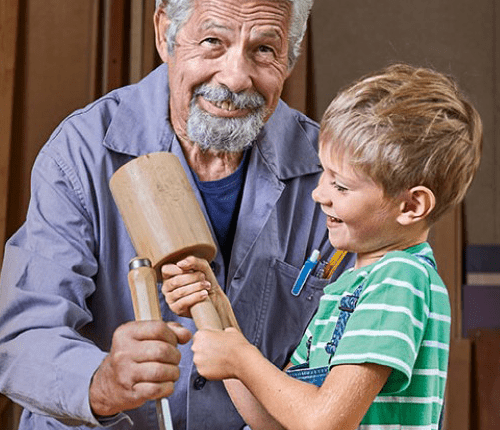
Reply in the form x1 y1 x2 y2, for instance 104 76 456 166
180 138 244 181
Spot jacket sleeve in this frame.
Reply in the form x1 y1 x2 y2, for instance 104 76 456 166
0 150 110 426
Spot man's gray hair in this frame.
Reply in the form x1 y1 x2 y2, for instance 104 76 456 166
155 0 313 69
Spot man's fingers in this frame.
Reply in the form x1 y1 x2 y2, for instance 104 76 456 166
167 321 192 344
132 340 182 365
132 381 177 400
116 321 191 347
131 362 181 385
120 321 181 345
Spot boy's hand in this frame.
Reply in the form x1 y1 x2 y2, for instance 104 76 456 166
161 256 216 317
192 327 252 380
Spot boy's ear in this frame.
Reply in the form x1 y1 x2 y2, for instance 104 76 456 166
396 186 436 226
154 5 171 63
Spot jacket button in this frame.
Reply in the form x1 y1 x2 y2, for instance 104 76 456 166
193 375 207 390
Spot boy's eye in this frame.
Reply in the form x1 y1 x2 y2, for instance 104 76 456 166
333 182 348 193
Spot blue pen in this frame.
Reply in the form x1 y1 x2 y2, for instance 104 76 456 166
291 249 320 296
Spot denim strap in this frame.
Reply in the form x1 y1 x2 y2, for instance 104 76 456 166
324 281 365 363
301 280 366 366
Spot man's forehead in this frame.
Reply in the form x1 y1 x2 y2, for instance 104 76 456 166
191 0 292 23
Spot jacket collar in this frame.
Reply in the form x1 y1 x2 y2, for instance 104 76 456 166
102 63 321 180
102 64 174 157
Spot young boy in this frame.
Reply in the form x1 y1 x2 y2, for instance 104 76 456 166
162 63 482 429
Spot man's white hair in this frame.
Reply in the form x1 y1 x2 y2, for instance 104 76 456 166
155 0 313 69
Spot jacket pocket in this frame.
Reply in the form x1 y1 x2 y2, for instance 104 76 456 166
251 258 330 368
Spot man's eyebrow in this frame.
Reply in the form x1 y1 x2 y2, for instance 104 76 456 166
200 20 230 32
258 31 282 41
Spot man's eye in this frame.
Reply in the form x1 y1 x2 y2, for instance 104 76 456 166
201 37 221 46
257 45 275 54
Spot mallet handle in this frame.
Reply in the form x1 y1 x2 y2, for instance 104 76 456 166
190 296 223 330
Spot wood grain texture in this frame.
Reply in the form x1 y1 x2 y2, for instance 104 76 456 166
110 152 217 271
0 0 19 261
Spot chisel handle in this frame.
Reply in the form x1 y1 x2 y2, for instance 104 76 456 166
127 258 173 430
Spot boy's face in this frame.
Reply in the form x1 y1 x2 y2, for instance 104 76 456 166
312 142 409 267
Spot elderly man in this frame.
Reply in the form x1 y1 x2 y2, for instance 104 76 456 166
0 0 353 428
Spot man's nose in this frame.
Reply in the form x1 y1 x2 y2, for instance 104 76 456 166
215 48 253 94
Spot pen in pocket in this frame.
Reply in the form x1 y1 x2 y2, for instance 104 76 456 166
291 249 320 296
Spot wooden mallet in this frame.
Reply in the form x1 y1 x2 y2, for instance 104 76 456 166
110 152 223 430
110 151 223 330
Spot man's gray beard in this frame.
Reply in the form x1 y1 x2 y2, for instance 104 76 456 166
186 85 266 153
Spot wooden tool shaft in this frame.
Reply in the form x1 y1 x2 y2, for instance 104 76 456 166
128 260 162 322
128 259 174 430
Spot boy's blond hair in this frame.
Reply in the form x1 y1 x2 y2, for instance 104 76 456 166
320 63 483 224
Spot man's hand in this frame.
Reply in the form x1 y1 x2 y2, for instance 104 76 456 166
89 320 191 417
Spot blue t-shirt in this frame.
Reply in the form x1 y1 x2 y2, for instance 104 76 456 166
192 151 249 269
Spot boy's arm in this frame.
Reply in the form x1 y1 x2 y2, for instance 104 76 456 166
161 257 279 426
193 328 391 430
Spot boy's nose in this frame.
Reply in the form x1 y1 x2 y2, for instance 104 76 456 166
312 174 328 204
311 184 323 204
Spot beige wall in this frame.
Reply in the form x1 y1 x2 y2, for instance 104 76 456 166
309 0 499 245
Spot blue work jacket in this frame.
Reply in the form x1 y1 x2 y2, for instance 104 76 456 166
0 64 353 429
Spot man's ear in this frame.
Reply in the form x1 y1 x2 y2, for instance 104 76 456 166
154 6 170 62
396 186 436 226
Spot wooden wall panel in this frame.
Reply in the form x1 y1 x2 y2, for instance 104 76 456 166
429 207 464 339
0 0 20 262
282 30 310 114
6 0 100 239
445 338 472 430
470 329 500 430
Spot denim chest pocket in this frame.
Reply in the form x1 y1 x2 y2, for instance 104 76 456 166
249 259 330 368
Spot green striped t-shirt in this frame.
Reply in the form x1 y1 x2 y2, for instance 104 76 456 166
290 242 450 429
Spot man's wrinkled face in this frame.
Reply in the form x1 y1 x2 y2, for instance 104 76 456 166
157 0 292 151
